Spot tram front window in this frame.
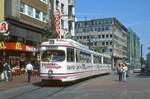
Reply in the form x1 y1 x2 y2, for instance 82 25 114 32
41 50 65 62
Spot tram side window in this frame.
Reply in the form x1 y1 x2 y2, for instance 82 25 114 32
76 50 80 62
80 51 91 63
103 57 111 64
93 55 101 64
67 48 74 62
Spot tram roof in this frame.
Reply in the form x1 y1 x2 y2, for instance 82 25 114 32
41 39 89 49
41 39 111 58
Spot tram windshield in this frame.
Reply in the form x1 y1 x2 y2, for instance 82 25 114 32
41 50 65 62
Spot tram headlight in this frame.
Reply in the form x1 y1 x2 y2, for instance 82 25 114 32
48 69 53 76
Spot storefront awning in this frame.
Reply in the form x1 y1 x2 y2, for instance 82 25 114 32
0 41 38 52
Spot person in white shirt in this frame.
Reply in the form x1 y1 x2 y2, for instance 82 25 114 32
25 61 33 82
122 64 128 82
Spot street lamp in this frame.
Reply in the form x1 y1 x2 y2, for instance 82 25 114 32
140 44 143 72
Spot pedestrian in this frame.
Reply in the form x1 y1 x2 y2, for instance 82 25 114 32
122 63 128 82
117 63 123 81
25 61 33 82
3 61 11 81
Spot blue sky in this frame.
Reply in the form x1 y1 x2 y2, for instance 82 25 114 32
75 0 150 58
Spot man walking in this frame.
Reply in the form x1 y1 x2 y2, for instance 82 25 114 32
25 61 33 82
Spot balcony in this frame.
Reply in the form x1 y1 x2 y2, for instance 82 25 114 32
68 0 75 6
68 15 75 21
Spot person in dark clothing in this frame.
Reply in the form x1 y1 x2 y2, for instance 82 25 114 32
117 63 123 81
3 62 11 81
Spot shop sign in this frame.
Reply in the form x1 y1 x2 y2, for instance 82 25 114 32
0 21 8 33
0 42 37 52
26 45 37 52
54 9 60 38
0 41 6 49
16 42 22 50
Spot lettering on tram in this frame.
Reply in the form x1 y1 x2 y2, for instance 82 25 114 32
40 39 112 82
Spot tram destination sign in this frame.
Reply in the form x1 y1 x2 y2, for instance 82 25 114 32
46 45 58 49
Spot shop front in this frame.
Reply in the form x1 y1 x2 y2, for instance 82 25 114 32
0 41 38 75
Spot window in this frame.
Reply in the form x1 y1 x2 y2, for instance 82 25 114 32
110 41 112 45
102 42 105 45
99 35 101 38
67 48 74 62
103 57 111 64
56 0 59 9
105 27 109 30
61 19 64 29
94 42 97 46
20 3 25 13
61 3 64 14
102 34 105 38
94 55 101 63
110 48 112 52
41 50 65 62
106 42 108 45
35 9 41 19
79 51 91 63
110 34 112 38
40 0 48 4
106 34 109 38
42 12 47 22
28 6 33 17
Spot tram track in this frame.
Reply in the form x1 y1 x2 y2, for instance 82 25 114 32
8 81 70 99
10 87 42 99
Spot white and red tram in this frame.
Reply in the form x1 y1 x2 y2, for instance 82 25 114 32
40 39 111 82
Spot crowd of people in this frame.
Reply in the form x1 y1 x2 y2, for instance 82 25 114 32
0 60 38 82
116 62 128 82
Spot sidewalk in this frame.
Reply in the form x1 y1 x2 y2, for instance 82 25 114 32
0 74 41 92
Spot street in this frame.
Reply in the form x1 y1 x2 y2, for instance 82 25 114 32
0 73 150 99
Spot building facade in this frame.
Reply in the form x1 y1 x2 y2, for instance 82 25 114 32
127 29 141 69
75 18 128 68
50 0 75 38
0 0 50 70
146 51 150 71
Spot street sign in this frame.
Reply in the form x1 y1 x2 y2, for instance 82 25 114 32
0 21 8 33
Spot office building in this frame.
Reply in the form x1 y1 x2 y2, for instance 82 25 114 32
75 18 128 68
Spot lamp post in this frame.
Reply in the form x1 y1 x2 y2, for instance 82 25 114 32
140 44 143 72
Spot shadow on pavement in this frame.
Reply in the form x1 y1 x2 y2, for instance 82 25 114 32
32 80 76 87
32 73 110 88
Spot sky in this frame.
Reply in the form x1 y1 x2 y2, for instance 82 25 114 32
75 0 150 58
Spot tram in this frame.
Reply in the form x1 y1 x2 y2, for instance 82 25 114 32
40 39 112 82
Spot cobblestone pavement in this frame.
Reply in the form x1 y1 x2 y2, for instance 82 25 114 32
0 73 150 99
0 74 41 92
